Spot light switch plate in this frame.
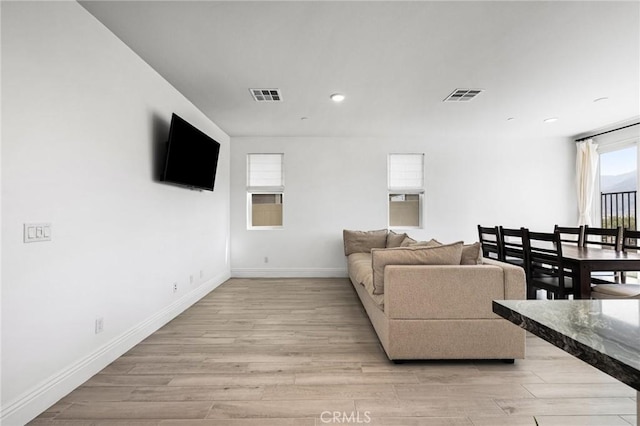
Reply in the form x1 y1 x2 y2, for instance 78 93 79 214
24 223 51 243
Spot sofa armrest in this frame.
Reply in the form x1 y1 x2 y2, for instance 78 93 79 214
480 258 527 300
383 264 524 320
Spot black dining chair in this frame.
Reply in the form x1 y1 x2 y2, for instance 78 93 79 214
621 228 640 251
582 225 622 250
592 282 640 299
499 227 528 269
592 281 640 299
591 228 640 298
524 230 574 299
554 225 584 278
591 228 640 292
478 225 502 261
618 228 640 283
583 225 623 283
554 224 584 246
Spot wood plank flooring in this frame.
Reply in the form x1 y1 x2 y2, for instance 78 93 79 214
30 278 637 425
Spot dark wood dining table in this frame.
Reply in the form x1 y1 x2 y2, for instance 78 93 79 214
561 244 640 299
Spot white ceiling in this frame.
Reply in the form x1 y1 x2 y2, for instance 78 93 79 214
80 1 640 139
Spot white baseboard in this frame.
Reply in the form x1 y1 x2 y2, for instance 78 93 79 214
231 268 348 278
0 270 230 426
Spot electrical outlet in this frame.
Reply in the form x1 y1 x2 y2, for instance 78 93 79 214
173 282 178 293
200 269 204 279
264 256 269 263
190 275 194 285
95 317 104 334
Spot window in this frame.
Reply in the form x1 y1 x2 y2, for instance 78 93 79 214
247 153 284 229
388 153 424 228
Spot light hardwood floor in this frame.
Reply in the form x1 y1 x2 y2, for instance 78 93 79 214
31 278 637 425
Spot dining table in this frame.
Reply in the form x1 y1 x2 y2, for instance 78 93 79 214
560 244 640 299
493 299 640 424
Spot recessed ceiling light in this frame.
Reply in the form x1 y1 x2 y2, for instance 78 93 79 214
593 97 609 103
330 93 345 103
544 117 558 123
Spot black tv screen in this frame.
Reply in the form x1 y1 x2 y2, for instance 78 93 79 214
162 113 220 191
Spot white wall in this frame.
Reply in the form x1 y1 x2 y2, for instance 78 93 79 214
1 2 230 424
230 135 575 276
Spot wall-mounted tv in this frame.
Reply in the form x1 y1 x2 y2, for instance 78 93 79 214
162 113 220 191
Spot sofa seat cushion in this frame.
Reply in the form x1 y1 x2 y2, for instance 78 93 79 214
365 288 384 310
348 253 372 286
347 253 384 309
371 242 464 295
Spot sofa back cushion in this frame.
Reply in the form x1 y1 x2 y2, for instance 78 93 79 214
343 229 388 256
371 242 464 294
400 236 417 247
409 239 442 247
461 242 482 265
404 239 481 265
386 231 407 248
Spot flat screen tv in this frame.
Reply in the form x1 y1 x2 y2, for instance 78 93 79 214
162 113 220 191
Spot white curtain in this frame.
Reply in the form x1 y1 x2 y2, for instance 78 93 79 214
576 139 599 226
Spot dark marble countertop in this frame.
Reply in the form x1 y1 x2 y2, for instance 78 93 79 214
493 299 640 390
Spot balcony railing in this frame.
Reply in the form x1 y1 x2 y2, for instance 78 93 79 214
601 190 637 230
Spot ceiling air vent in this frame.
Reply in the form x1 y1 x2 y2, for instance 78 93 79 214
443 89 484 102
250 88 282 102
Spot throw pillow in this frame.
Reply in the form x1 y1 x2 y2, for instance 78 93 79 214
371 241 464 294
343 229 388 256
400 236 417 247
461 242 482 265
410 238 442 247
386 230 407 248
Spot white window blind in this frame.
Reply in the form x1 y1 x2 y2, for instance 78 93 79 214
247 154 284 191
388 153 424 190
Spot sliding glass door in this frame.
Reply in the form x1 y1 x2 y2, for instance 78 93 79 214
598 144 638 230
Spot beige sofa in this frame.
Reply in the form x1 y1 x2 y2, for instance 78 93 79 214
344 230 526 361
